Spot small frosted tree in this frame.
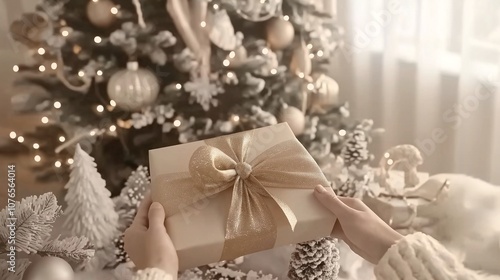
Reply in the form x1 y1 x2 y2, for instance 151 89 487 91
63 144 118 248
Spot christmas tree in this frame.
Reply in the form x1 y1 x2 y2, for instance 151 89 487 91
63 144 119 248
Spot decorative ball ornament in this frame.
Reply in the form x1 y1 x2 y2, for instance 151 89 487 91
279 106 305 135
266 18 295 50
86 0 117 28
107 61 160 112
290 40 312 76
22 257 74 280
309 73 340 113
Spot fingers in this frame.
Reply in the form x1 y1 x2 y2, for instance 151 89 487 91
132 192 153 228
148 202 166 231
338 196 369 212
314 185 356 219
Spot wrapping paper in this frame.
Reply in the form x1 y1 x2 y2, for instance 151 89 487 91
149 123 336 269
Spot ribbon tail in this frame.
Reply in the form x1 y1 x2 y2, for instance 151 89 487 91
268 193 298 231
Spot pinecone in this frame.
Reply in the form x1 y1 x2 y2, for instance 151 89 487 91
288 237 340 280
334 179 357 197
341 128 369 166
114 234 130 264
122 166 150 207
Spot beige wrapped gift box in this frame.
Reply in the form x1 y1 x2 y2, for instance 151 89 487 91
149 123 337 270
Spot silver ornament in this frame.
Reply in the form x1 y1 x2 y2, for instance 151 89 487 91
266 18 295 50
22 257 73 280
107 62 160 112
86 0 117 28
279 106 305 135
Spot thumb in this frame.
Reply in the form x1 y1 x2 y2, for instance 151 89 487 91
314 185 355 219
148 202 166 230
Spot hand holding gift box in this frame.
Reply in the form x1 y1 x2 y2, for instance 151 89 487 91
149 123 337 269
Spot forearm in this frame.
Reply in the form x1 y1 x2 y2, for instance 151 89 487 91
374 232 480 280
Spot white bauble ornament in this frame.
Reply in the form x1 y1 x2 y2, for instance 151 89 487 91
309 73 340 113
107 62 160 112
22 257 73 280
86 0 117 28
279 106 305 135
290 40 312 76
266 18 295 50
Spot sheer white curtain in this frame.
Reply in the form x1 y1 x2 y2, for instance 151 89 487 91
333 0 500 184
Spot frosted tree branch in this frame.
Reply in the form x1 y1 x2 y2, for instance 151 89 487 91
39 236 95 262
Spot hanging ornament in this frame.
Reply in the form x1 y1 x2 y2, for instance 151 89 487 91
227 45 248 67
266 17 295 50
86 0 117 28
309 73 340 113
235 0 283 22
207 9 241 51
279 106 305 136
22 257 74 280
289 39 312 77
107 61 160 111
10 12 53 48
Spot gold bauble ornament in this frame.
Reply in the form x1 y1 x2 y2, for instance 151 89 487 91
309 73 340 113
228 46 248 67
86 0 117 28
279 106 305 135
107 62 160 112
289 40 312 76
266 18 295 50
22 257 73 280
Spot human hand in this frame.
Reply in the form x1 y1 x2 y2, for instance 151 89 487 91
124 193 179 277
314 185 403 264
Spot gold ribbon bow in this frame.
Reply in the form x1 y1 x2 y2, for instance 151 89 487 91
153 130 329 260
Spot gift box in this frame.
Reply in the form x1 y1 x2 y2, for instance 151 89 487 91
149 123 337 270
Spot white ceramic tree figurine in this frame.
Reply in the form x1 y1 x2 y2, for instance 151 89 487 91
63 144 119 248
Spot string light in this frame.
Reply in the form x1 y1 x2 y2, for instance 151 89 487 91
54 101 61 109
33 143 39 149
213 3 219 9
110 100 116 107
54 161 62 168
109 125 116 132
339 129 347 136
51 62 58 70
307 83 315 91
260 0 266 3
262 47 269 55
223 59 230 67
38 48 45 55
283 15 289 21
41 116 49 124
384 152 391 158
309 53 315 59
317 50 324 57
59 136 66 142
13 65 19 72
173 120 181 127
387 159 394 165
61 30 69 37
90 130 96 136
9 132 16 139
97 70 103 76
78 70 85 77
227 72 234 78
39 65 46 72
175 83 182 90
67 158 74 164
96 105 104 112
228 51 236 58
34 155 41 162
232 115 240 122
17 136 24 143
307 44 313 49
298 72 305 78
200 21 207 28
270 68 277 75
94 36 102 43
110 7 119 14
